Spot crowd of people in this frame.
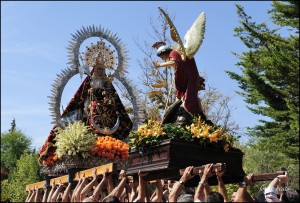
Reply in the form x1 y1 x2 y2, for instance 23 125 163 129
26 164 298 202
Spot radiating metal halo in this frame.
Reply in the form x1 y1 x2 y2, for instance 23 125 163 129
48 25 144 130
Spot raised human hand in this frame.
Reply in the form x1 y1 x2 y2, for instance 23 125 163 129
153 61 160 68
198 169 203 177
277 171 289 184
76 172 81 181
92 168 97 180
202 163 214 181
43 185 47 191
244 173 254 186
52 180 56 188
180 166 194 183
215 168 225 178
138 170 149 178
81 172 86 180
119 169 127 179
102 168 110 180
58 180 63 187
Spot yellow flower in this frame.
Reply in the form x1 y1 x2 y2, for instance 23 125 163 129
209 129 223 143
223 133 233 141
132 119 165 141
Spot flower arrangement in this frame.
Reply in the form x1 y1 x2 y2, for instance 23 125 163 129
129 117 234 153
186 117 234 152
129 119 166 152
54 121 97 159
91 136 129 160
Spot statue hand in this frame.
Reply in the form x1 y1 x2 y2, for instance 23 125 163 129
153 61 160 68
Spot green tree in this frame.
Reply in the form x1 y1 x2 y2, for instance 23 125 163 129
1 128 32 170
226 1 299 194
9 118 16 132
226 1 299 159
244 138 299 191
1 179 10 202
8 151 41 202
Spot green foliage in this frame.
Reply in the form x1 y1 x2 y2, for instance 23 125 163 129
229 140 299 198
1 179 10 202
8 151 41 202
225 183 239 200
227 1 299 160
243 138 299 191
162 123 194 142
271 1 299 29
9 118 16 132
129 132 165 155
1 130 32 170
54 121 97 158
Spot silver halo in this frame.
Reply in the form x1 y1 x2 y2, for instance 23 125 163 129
48 25 144 130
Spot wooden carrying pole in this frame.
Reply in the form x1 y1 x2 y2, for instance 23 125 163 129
179 164 284 183
252 171 285 182
26 163 115 191
73 163 115 181
179 163 226 176
25 181 46 192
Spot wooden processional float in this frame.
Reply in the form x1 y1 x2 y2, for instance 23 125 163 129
28 8 264 190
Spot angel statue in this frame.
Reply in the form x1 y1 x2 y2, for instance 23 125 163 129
152 7 213 127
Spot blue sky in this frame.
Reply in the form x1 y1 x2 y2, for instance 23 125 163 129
1 1 274 149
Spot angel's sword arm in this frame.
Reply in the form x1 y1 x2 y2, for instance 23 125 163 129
156 60 176 68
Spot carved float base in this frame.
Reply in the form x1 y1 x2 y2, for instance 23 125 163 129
40 155 128 176
127 139 245 186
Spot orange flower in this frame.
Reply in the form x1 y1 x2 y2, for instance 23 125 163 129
92 136 129 160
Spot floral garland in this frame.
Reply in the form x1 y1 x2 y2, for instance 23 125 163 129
129 118 234 153
91 136 129 160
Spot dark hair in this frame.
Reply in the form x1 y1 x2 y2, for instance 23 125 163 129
206 192 224 202
284 190 300 202
256 192 267 202
177 194 194 202
105 195 120 202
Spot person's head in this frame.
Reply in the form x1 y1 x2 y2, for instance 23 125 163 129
231 188 238 202
152 41 172 60
56 192 63 202
255 192 266 202
105 195 120 202
206 191 224 202
82 197 96 202
231 191 237 202
282 190 300 202
158 49 172 60
185 186 195 195
177 194 194 202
